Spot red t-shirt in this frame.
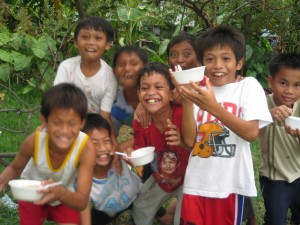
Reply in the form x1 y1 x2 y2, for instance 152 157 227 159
133 104 190 192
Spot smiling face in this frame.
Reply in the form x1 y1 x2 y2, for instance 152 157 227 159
74 28 111 63
268 67 300 108
113 52 145 90
203 45 243 87
137 73 173 114
168 40 200 71
88 128 113 167
41 108 85 153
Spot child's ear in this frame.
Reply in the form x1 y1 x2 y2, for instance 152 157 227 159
137 90 141 100
268 75 273 89
104 41 112 51
80 119 87 129
170 90 174 102
74 39 78 49
236 57 244 71
39 114 47 127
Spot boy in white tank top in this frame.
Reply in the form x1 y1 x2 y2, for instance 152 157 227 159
0 83 96 225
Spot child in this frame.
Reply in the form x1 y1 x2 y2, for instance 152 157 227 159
132 33 204 225
111 45 148 151
80 113 141 225
112 46 176 224
259 52 300 225
53 16 118 146
0 83 95 225
126 62 193 225
176 25 273 225
167 32 201 71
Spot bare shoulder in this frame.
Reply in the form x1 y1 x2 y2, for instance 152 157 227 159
79 139 96 163
19 131 36 156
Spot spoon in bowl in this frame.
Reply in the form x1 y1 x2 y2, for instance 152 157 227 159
115 151 130 158
38 181 63 191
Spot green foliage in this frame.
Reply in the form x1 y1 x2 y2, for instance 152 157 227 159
244 37 273 88
0 0 78 94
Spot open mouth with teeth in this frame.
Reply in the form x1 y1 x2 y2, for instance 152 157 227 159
146 99 160 104
213 73 226 77
86 48 96 52
124 74 133 79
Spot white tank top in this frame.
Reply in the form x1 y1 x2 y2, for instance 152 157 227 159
21 129 89 205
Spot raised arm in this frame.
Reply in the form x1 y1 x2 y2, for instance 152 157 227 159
180 80 259 142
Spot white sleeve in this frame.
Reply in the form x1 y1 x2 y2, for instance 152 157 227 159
242 77 273 128
99 75 117 113
53 62 69 85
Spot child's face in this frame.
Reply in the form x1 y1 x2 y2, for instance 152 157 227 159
268 67 300 107
113 52 144 90
74 28 111 62
168 41 200 70
40 108 85 152
137 73 172 114
203 45 243 87
88 128 113 167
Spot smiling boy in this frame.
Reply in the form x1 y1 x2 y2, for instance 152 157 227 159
176 25 273 225
0 83 95 225
54 16 117 146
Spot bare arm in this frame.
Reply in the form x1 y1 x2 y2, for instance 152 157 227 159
180 79 259 142
169 70 196 149
80 202 92 225
133 102 151 128
181 99 197 149
0 133 35 192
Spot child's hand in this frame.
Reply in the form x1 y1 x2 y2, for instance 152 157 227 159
165 119 180 146
134 103 151 128
285 125 300 138
123 147 135 167
179 78 219 113
169 69 194 104
270 105 293 122
33 179 65 205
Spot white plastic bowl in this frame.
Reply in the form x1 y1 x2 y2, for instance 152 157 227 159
131 147 155 167
285 116 300 130
8 179 43 202
173 66 206 84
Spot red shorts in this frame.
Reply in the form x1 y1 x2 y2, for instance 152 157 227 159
18 201 80 225
180 193 244 225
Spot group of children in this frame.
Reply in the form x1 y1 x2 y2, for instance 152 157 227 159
0 15 299 225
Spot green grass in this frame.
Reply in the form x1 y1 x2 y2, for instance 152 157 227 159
0 87 267 224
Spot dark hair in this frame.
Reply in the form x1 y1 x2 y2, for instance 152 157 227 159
198 25 245 64
112 45 148 68
74 16 114 42
41 83 87 121
81 113 111 135
167 32 200 61
137 62 175 90
269 52 300 77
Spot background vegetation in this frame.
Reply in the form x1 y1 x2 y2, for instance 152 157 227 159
0 0 299 224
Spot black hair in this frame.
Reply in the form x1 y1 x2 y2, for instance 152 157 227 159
198 25 245 65
41 83 87 121
269 52 300 77
167 32 200 61
74 16 114 43
81 113 111 136
137 62 175 90
112 45 148 68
